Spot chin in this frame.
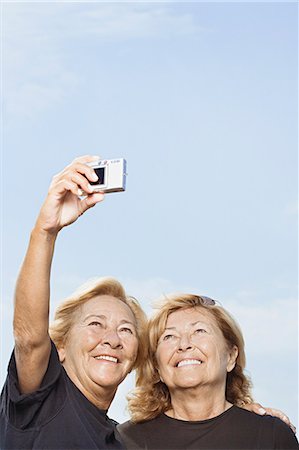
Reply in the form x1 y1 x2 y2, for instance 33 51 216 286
176 377 203 388
91 368 123 387
93 375 122 389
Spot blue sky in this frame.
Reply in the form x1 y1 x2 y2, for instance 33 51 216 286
1 1 298 428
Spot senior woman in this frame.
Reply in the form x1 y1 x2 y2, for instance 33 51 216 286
118 294 298 449
0 156 147 449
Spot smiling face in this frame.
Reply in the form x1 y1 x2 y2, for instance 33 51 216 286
58 295 138 404
155 307 238 394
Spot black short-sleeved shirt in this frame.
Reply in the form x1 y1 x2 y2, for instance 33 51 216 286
117 405 299 450
0 341 124 450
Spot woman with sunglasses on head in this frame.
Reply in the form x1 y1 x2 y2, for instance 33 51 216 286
118 294 298 449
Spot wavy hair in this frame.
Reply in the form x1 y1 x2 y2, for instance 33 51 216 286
49 277 148 370
128 294 253 422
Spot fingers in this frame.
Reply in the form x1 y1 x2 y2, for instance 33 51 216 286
72 155 100 164
253 405 296 433
290 423 297 435
243 402 266 415
264 407 291 425
79 192 105 214
50 156 100 197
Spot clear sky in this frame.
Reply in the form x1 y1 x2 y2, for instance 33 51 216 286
1 0 298 429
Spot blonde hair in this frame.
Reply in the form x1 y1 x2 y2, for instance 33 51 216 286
49 277 148 370
128 293 253 422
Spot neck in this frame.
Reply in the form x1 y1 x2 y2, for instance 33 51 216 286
166 385 232 421
80 383 117 410
65 367 116 411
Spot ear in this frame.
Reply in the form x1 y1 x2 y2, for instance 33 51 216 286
227 345 238 373
58 346 66 363
155 366 164 383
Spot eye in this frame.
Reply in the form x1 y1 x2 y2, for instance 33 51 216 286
194 328 206 334
119 327 134 335
163 334 176 341
89 321 103 327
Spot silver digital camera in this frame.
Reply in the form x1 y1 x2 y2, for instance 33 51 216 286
84 158 127 194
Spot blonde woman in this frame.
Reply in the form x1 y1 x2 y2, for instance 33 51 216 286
118 294 298 449
0 156 147 450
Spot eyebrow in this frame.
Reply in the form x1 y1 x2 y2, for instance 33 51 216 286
83 314 106 322
163 321 209 331
191 320 208 327
83 314 136 327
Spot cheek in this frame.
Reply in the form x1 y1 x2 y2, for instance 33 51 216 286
196 338 210 352
79 327 104 347
213 348 230 370
88 327 102 337
196 340 225 369
128 337 139 360
155 349 170 374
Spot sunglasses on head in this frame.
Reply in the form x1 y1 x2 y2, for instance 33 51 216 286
197 295 216 306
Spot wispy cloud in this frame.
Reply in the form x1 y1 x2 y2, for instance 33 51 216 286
3 3 200 120
73 4 199 40
4 3 199 41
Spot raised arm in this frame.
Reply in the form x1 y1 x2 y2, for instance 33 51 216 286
13 156 104 394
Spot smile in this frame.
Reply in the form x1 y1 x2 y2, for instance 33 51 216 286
94 355 118 363
176 359 202 368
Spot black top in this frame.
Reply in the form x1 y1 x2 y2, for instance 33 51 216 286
117 405 299 449
0 341 124 450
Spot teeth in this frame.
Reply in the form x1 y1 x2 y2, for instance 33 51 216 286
94 355 118 363
177 359 202 368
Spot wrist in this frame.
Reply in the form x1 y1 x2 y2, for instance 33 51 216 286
31 225 59 243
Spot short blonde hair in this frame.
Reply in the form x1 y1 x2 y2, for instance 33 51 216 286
49 277 148 370
128 293 253 422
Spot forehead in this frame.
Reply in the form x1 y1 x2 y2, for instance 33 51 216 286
80 295 136 323
166 306 217 328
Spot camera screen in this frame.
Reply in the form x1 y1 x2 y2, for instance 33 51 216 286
90 167 105 185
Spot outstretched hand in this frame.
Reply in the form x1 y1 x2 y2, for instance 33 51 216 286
36 155 104 234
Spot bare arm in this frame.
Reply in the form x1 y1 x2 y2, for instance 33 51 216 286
13 155 104 394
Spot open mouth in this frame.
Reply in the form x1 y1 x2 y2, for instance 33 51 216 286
176 359 203 368
94 355 118 363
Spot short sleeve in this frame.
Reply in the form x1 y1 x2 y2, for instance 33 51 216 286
3 340 63 429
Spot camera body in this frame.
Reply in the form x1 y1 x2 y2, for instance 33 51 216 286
85 158 127 194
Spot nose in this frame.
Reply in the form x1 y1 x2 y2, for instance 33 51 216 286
102 329 123 349
177 334 193 352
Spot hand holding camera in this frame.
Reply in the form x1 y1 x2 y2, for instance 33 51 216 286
35 156 126 235
35 156 103 234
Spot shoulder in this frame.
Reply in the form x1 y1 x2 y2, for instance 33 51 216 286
231 406 276 423
117 414 163 430
118 418 153 432
229 407 290 433
271 416 299 449
232 407 298 449
117 418 163 450
117 420 133 432
117 417 162 435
